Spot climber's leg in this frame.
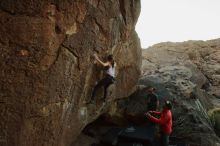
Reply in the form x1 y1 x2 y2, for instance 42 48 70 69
103 76 114 100
90 77 108 101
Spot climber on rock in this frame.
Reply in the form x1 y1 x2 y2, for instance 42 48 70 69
87 53 115 104
146 87 159 111
145 100 173 146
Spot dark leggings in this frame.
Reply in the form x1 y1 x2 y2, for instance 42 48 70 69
91 75 114 100
161 132 169 146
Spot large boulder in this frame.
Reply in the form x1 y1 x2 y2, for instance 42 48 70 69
140 40 220 145
109 39 220 146
0 1 141 146
142 39 220 99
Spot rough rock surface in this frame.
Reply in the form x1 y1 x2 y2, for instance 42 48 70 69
109 39 220 146
141 39 220 145
142 39 220 100
0 1 141 146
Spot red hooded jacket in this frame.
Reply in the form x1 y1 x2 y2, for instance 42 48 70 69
147 109 172 135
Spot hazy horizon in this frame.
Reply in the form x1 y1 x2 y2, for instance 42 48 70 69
136 0 220 48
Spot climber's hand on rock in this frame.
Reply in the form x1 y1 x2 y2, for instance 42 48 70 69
93 53 98 59
148 111 153 114
145 112 151 117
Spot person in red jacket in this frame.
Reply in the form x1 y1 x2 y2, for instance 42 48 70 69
145 100 172 146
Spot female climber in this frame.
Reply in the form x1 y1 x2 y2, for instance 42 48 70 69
87 54 115 104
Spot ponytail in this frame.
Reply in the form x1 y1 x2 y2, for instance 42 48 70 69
111 60 115 68
107 54 114 68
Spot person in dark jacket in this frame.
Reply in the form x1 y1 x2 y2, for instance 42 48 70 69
145 100 172 146
146 87 159 111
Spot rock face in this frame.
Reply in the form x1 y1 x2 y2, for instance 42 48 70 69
109 39 220 146
142 39 220 100
141 39 220 145
0 1 141 146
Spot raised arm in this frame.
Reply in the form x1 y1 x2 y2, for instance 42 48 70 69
149 111 161 115
94 54 109 67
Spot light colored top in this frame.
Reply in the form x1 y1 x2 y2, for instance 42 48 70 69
106 64 115 78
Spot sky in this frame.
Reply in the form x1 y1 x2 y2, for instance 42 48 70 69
135 0 220 48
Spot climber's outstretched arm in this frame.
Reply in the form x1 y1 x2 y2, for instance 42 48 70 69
147 111 161 115
94 54 109 67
